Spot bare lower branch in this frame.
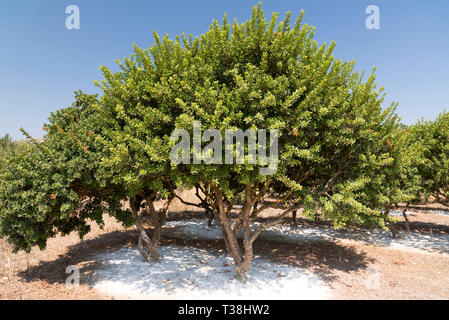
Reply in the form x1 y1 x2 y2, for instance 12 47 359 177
174 193 203 209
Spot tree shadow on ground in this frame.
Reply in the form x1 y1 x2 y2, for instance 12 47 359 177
17 224 372 287
253 239 373 282
17 230 137 285
395 221 449 234
164 235 372 283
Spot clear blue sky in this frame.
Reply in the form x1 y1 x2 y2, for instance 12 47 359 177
1 0 448 139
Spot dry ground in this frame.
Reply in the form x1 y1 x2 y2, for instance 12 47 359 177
0 216 133 299
1 193 448 300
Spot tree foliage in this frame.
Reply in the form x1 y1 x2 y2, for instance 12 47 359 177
0 4 448 280
110 3 409 278
0 134 22 162
0 92 132 252
410 112 449 207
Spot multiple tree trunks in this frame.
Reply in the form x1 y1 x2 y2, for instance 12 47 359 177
132 187 420 277
212 184 301 281
382 203 417 238
386 203 413 238
135 186 417 274
174 184 219 226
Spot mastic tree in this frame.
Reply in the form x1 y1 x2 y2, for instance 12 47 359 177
94 55 180 261
387 126 426 236
0 4 419 281
0 84 175 262
410 112 449 208
126 3 406 279
349 124 425 237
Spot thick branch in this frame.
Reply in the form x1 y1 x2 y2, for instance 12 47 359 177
174 193 203 209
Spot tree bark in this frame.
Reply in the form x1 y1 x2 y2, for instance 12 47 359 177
237 185 256 280
213 184 301 281
292 210 298 231
131 194 174 262
130 199 160 262
402 203 411 235
212 186 245 279
388 222 398 239
384 207 398 239
206 209 214 226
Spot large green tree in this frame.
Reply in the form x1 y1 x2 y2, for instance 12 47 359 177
1 4 425 281
0 90 177 261
129 4 406 279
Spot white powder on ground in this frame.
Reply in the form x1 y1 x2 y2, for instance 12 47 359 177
92 216 448 299
92 244 330 300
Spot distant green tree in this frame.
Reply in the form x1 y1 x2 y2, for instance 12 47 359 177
360 125 425 237
411 112 449 208
0 134 21 160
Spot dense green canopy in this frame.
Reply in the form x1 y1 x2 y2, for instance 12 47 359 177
0 4 447 279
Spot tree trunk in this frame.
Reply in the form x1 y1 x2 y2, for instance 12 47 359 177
292 210 298 231
237 241 254 279
402 204 411 235
130 199 160 262
212 186 246 280
213 184 301 281
131 194 173 262
388 222 398 239
137 227 161 262
144 196 164 247
384 207 398 239
238 185 257 281
206 208 214 226
250 200 259 219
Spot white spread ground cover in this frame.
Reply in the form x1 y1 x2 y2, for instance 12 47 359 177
91 213 448 300
92 244 330 300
